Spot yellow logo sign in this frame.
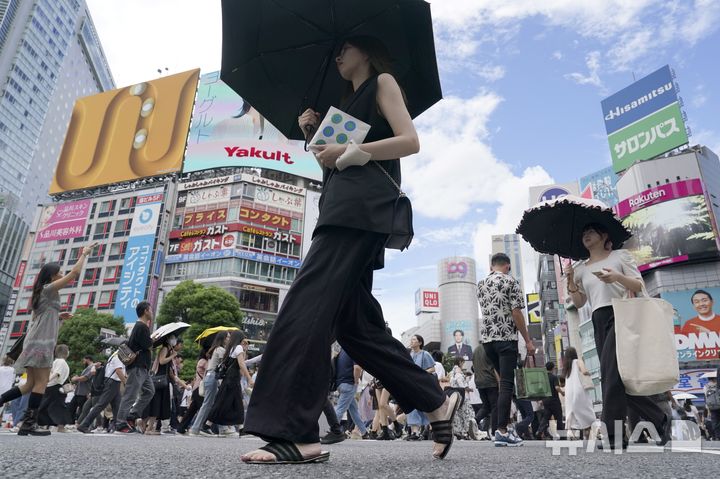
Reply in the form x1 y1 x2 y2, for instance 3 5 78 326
51 69 200 194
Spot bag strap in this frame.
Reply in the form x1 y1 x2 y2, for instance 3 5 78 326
372 161 405 196
524 354 536 368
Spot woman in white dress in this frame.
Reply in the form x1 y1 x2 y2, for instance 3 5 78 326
561 347 595 439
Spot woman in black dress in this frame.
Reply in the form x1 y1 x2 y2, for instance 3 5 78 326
208 331 253 431
242 36 461 464
141 337 177 435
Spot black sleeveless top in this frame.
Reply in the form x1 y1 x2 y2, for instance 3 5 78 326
314 75 401 240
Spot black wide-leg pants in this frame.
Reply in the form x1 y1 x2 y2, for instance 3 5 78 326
244 226 445 444
592 306 666 441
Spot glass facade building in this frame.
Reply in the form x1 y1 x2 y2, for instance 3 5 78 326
0 0 113 319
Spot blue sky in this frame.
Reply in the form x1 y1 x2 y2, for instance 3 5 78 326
88 0 720 338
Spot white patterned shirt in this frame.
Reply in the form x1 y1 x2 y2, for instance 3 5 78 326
477 271 525 343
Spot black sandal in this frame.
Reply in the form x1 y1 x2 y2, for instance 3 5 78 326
243 441 330 465
430 391 463 460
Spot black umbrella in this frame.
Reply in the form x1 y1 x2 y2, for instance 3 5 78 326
516 195 632 261
221 0 441 140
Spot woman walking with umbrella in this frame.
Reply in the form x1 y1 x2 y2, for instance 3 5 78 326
566 223 669 449
241 35 461 464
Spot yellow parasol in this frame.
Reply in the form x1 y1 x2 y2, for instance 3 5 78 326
195 326 239 344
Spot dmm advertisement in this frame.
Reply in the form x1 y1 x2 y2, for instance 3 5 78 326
618 179 718 271
661 287 720 362
51 70 200 194
114 193 163 323
183 71 322 181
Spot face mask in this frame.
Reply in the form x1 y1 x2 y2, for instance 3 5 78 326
168 337 177 347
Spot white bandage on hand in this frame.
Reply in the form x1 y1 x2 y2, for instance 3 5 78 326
335 140 372 171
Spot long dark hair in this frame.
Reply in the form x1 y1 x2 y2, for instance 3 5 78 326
562 347 579 379
340 36 406 105
223 330 247 361
207 331 229 359
582 223 613 250
31 262 61 311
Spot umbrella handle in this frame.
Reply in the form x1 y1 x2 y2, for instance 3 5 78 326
303 124 316 152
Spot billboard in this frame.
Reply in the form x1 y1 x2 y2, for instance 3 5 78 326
51 69 200 194
660 287 720 362
302 190 321 260
617 179 719 271
415 288 440 315
608 103 688 173
527 293 541 324
674 368 716 395
36 199 91 243
183 71 322 181
528 181 579 207
114 193 163 323
579 167 619 208
600 65 688 173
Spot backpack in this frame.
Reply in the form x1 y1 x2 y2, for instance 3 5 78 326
90 361 107 396
706 382 720 411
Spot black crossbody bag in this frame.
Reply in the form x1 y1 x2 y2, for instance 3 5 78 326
372 162 414 251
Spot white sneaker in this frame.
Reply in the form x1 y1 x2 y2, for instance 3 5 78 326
92 427 106 434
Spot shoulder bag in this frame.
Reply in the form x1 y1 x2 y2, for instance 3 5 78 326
612 290 679 396
117 343 137 366
372 162 413 251
150 352 169 390
7 333 26 361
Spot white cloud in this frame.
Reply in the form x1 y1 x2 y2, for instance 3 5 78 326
552 51 563 60
564 50 603 89
429 0 720 73
86 0 222 87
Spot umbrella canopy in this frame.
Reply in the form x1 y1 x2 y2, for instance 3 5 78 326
221 0 441 140
516 195 632 261
195 326 239 349
672 392 698 400
151 322 191 347
101 337 127 347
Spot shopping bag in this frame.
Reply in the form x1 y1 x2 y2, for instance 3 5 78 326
309 106 370 146
515 355 552 400
612 296 679 396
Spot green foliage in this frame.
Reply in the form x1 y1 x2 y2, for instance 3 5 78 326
441 353 458 374
57 308 125 375
157 280 244 378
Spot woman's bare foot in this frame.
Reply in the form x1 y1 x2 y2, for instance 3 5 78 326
241 442 322 463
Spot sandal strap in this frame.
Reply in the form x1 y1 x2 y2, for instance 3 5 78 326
259 441 304 462
430 420 453 445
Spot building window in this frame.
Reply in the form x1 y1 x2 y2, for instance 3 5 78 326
97 290 116 309
82 267 100 286
119 197 136 213
60 293 75 311
49 250 66 263
88 244 106 263
68 247 82 261
77 291 96 309
10 320 28 338
104 265 120 283
114 218 131 237
108 242 127 261
93 221 111 240
98 200 115 217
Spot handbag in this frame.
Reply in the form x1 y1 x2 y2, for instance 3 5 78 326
612 291 679 396
580 371 595 391
7 333 26 361
515 355 552 400
151 373 169 390
372 162 414 251
215 356 232 380
117 343 137 366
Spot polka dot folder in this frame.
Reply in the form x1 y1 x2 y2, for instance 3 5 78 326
310 106 371 146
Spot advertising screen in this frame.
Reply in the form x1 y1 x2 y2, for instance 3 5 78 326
526 293 541 324
183 71 322 181
36 199 92 242
661 287 720 362
617 179 719 271
51 69 200 194
579 167 619 208
415 289 440 315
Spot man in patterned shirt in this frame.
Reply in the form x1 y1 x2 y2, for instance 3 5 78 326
477 253 535 447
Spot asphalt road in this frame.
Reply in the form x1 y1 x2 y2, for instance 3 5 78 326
0 430 718 478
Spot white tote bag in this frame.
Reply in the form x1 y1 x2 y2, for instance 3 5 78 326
612 295 679 396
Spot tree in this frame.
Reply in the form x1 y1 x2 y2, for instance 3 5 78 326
57 308 125 375
157 280 244 378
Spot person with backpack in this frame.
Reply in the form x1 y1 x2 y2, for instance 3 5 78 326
189 331 230 436
705 376 720 440
77 351 126 434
